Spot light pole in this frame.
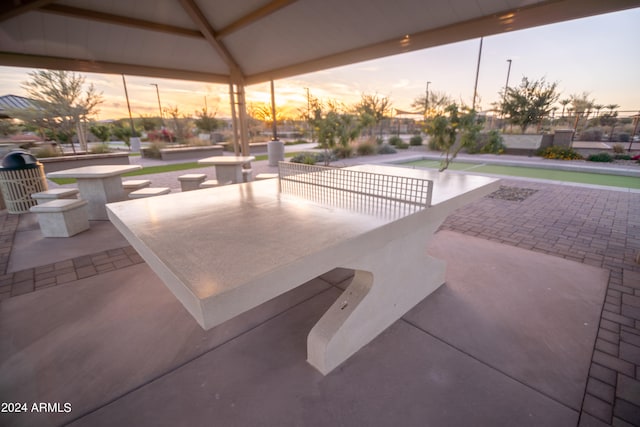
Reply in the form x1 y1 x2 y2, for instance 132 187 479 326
425 81 431 117
150 83 164 127
472 37 483 111
501 59 512 129
305 87 314 142
121 75 136 138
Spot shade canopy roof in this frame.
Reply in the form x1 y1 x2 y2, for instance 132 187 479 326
1 0 639 86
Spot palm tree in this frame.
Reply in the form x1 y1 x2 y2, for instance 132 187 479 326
606 104 619 114
559 99 571 118
593 104 604 118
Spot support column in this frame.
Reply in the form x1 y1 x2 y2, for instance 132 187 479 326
236 84 250 157
229 83 240 156
228 71 250 158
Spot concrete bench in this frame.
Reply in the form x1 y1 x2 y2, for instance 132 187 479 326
255 173 279 180
123 179 151 196
199 180 232 189
128 187 171 199
29 199 90 237
31 188 79 205
178 174 207 192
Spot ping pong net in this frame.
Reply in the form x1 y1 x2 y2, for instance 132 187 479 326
277 162 433 218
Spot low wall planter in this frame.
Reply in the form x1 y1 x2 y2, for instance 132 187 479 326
143 145 225 161
502 134 545 155
39 152 130 173
222 142 269 155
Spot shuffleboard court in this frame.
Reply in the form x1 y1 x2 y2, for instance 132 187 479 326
404 159 640 189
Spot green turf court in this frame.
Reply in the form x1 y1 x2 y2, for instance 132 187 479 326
403 160 640 189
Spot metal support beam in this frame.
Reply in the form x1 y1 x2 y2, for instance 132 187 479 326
41 4 201 38
217 0 298 38
179 0 244 77
0 0 54 23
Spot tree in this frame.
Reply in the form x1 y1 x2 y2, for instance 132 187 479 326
412 90 454 118
305 95 324 142
110 122 132 147
500 77 559 133
164 105 190 142
354 93 391 136
426 103 482 172
568 92 598 134
194 107 220 134
15 70 103 153
559 99 571 118
316 101 363 165
89 124 110 142
600 104 620 141
0 119 18 137
138 114 162 132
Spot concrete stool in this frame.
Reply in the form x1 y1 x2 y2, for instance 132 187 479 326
123 179 151 196
29 199 90 238
31 188 79 205
200 180 231 189
178 174 207 192
255 173 279 181
242 168 253 182
129 187 171 199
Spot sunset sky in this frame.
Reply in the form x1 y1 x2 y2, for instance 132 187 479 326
1 7 639 121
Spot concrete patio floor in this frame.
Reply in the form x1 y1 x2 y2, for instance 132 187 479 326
1 158 639 426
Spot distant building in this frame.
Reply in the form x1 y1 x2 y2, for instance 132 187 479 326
0 94 39 119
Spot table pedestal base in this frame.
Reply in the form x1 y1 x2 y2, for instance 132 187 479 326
307 227 446 375
215 165 243 184
77 176 126 220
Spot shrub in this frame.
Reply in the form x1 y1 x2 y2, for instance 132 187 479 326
333 145 353 159
290 151 338 165
388 136 402 146
89 143 111 154
612 144 625 154
579 127 604 142
356 140 377 156
286 139 309 145
587 152 613 162
466 131 505 154
395 142 409 149
147 129 174 143
377 143 397 154
376 137 384 145
32 145 61 158
481 131 506 154
315 151 336 164
614 154 632 160
185 137 211 147
290 152 317 165
301 156 316 165
409 135 423 146
537 146 582 160
144 141 166 159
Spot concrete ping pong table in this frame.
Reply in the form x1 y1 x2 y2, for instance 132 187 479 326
106 163 500 374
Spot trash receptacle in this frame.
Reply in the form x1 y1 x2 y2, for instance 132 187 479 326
0 150 48 214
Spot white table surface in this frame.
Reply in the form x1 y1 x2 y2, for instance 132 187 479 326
107 165 497 314
46 165 142 179
197 156 255 165
48 165 142 220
